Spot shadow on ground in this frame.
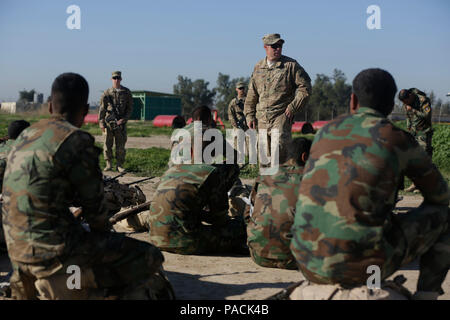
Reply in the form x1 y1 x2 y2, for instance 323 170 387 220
165 270 295 300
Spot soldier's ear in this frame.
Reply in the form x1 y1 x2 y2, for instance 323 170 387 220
350 93 359 114
301 152 308 163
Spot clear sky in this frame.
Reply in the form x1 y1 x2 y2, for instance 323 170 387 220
1 0 449 105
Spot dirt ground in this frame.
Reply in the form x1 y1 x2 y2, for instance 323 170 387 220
1 146 449 300
115 176 450 300
95 135 172 149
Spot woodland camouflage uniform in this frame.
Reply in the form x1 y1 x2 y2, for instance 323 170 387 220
403 88 433 156
1 116 171 299
291 107 449 295
148 163 247 254
0 139 14 192
0 139 14 247
247 160 304 269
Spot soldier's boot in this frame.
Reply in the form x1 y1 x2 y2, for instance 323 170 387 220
116 165 126 173
104 160 113 172
405 183 417 192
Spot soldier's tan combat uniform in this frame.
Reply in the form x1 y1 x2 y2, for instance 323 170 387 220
98 71 133 171
244 34 311 164
228 82 248 131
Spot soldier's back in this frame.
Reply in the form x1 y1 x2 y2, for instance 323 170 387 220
291 107 422 284
2 116 96 263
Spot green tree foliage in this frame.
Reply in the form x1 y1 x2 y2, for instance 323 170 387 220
18 89 36 103
173 75 216 116
214 73 249 120
298 69 351 121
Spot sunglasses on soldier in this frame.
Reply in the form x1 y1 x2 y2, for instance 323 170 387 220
112 77 121 80
270 43 283 49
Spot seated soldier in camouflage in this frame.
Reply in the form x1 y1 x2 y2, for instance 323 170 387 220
148 158 247 255
247 137 311 270
0 120 30 250
169 105 214 167
2 73 173 300
291 68 449 300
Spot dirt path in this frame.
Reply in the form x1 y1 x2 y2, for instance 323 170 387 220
1 175 448 300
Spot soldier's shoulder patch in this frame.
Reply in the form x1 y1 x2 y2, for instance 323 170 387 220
423 105 431 113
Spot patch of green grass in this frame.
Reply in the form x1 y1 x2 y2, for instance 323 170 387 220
83 121 174 137
96 143 260 179
96 145 170 177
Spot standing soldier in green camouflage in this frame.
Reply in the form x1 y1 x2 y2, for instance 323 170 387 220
244 33 311 164
2 73 172 300
228 81 248 131
148 163 248 255
98 71 133 172
291 68 449 300
398 88 433 192
0 120 30 250
247 137 311 270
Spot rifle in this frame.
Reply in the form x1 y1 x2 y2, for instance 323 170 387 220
109 200 151 225
124 176 155 186
265 281 305 300
103 171 127 183
104 94 123 131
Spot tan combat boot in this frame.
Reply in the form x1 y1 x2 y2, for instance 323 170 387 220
104 160 113 171
116 165 126 173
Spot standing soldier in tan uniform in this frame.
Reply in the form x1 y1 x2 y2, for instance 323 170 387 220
228 81 248 131
244 33 312 164
98 71 133 172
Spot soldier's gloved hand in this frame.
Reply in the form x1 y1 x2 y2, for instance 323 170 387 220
284 108 294 123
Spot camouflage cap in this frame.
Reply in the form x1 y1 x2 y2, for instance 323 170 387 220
236 81 246 89
262 33 285 46
112 71 122 78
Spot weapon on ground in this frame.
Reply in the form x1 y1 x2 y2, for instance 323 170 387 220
124 176 155 186
109 200 151 225
265 281 304 300
103 171 127 183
